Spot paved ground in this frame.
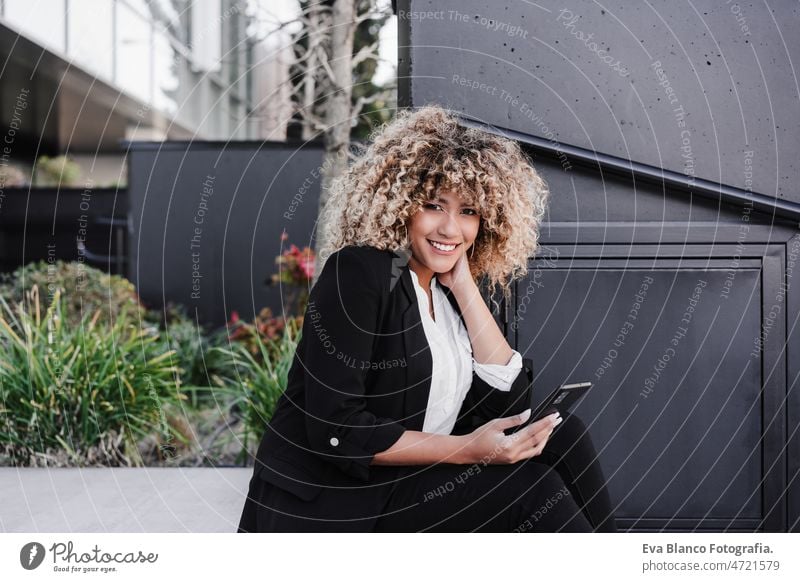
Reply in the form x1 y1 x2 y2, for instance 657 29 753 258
1 468 253 532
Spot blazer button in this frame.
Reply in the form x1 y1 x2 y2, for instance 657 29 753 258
329 437 340 447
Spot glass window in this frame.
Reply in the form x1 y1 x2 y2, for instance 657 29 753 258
67 0 113 80
153 27 179 116
145 0 191 47
190 0 221 72
245 39 253 107
3 0 66 54
122 0 151 17
227 5 240 86
115 1 152 103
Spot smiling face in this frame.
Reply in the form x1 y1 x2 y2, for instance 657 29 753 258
406 188 481 281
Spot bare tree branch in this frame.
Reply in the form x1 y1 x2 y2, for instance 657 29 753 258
351 39 380 67
354 10 390 25
318 54 340 88
350 90 390 126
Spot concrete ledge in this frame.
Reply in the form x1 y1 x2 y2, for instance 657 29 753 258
1 468 252 532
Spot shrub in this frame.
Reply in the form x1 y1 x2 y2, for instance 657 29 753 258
0 164 28 187
226 307 303 365
0 286 187 467
270 237 315 316
160 303 239 406
0 260 147 328
224 237 312 364
33 155 81 187
218 318 302 458
0 261 236 396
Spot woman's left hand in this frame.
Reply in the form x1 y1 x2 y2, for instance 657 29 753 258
437 244 476 293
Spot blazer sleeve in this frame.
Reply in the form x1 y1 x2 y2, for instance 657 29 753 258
302 246 406 481
451 357 534 436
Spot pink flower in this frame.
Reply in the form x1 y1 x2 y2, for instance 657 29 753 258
299 253 315 279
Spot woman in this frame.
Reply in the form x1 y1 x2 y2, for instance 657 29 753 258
238 105 616 532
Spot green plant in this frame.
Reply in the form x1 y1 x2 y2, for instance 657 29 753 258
219 318 302 459
0 286 187 467
270 236 315 315
0 260 147 328
0 164 28 187
160 305 240 406
223 236 312 363
226 307 303 364
33 155 81 187
0 261 238 404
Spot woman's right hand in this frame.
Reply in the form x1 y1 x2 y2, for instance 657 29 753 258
461 409 562 465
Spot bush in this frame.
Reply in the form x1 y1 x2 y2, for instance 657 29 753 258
0 252 309 467
0 261 237 395
33 155 81 187
270 240 315 316
226 307 303 365
0 164 28 187
0 260 147 328
217 318 302 458
0 286 187 467
160 303 239 405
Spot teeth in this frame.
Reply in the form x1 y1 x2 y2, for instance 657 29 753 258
429 240 457 251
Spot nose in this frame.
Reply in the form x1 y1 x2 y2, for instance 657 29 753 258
437 209 462 239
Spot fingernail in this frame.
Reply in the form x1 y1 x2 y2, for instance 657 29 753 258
553 417 563 426
522 408 532 419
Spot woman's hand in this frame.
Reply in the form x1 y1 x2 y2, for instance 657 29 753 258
460 409 563 465
437 244 475 294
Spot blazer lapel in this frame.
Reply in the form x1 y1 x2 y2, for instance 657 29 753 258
390 248 433 432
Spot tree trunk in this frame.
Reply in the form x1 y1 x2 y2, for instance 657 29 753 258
301 3 320 141
315 0 357 272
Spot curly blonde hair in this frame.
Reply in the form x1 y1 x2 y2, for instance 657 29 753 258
318 104 550 304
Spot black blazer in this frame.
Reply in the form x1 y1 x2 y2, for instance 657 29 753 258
246 244 533 531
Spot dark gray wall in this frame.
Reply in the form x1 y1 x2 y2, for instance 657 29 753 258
399 0 800 203
0 188 126 275
509 158 798 533
399 0 800 532
127 142 324 328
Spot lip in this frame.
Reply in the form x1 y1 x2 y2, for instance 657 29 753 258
427 239 461 255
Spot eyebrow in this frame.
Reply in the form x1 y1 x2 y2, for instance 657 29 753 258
433 195 475 208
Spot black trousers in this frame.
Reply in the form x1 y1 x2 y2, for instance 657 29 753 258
373 411 617 532
239 412 616 532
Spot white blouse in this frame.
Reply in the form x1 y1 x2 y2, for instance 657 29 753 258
408 269 523 435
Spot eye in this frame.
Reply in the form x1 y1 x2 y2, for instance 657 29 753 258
462 208 478 216
423 202 442 211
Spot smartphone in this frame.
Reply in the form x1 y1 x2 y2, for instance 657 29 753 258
504 381 592 436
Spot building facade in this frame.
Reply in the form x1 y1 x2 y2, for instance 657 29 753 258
0 0 290 186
